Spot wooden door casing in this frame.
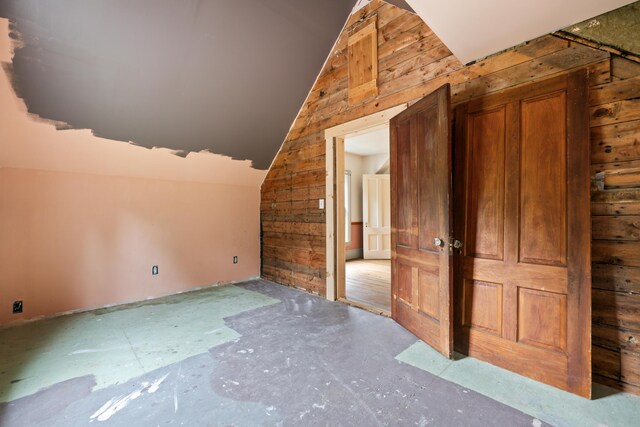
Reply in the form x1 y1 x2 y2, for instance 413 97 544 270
453 70 591 397
391 84 453 358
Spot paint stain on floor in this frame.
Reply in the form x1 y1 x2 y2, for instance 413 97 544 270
0 284 278 402
0 280 635 426
395 341 640 427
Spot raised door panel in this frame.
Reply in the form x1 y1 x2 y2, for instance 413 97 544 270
417 105 441 253
462 280 503 336
367 234 379 251
518 288 567 352
395 118 415 248
465 107 506 260
366 177 380 227
519 92 567 267
419 268 440 320
397 261 413 305
380 175 391 254
381 176 391 231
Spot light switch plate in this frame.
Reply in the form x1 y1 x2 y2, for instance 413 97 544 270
319 198 325 209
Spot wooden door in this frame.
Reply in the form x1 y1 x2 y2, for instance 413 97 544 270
363 174 391 259
391 84 453 358
453 70 591 397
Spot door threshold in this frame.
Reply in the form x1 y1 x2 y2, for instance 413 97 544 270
338 297 391 317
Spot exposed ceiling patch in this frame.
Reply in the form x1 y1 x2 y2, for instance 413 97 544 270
0 0 357 170
561 2 640 57
405 0 635 64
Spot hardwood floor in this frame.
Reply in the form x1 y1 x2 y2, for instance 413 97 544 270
345 259 391 312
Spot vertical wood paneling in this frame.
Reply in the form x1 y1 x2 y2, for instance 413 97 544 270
260 0 640 395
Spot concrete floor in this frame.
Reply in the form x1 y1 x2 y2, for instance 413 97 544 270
0 280 638 426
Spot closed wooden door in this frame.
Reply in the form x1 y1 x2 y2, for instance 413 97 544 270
391 84 453 358
453 70 591 397
363 174 391 259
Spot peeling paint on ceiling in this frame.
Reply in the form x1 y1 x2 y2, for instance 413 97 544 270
0 0 367 170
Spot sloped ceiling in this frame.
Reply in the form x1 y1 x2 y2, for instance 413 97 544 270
406 0 636 64
1 0 632 172
0 0 369 170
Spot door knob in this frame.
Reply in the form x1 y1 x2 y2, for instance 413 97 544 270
449 239 463 253
434 237 444 248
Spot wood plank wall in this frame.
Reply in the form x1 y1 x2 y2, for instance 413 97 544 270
590 56 640 394
260 0 640 394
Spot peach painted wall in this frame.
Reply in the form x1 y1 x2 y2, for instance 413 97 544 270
0 168 261 324
0 18 265 324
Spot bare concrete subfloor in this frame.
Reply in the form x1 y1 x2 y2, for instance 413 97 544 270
0 280 628 426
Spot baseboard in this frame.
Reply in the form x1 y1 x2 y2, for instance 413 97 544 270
0 276 261 329
346 248 363 260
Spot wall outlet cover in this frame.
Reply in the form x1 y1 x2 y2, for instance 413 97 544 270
13 300 23 314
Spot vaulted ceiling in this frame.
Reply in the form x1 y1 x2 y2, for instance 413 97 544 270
0 0 632 171
0 0 364 169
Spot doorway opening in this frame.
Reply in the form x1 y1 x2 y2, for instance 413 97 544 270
324 105 406 315
344 127 391 313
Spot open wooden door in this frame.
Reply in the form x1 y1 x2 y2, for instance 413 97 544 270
453 70 591 397
390 84 453 358
363 174 391 260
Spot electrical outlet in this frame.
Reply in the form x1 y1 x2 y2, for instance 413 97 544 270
152 265 159 275
233 256 238 264
13 301 23 314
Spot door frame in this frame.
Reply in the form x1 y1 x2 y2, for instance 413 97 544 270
324 104 407 302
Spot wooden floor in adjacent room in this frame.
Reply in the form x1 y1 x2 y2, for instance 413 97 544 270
345 258 391 312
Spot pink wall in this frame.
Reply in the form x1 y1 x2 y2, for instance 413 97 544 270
0 168 260 324
346 222 363 251
0 19 264 324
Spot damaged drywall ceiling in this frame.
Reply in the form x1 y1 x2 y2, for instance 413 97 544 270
562 1 640 56
0 0 381 170
405 0 636 64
